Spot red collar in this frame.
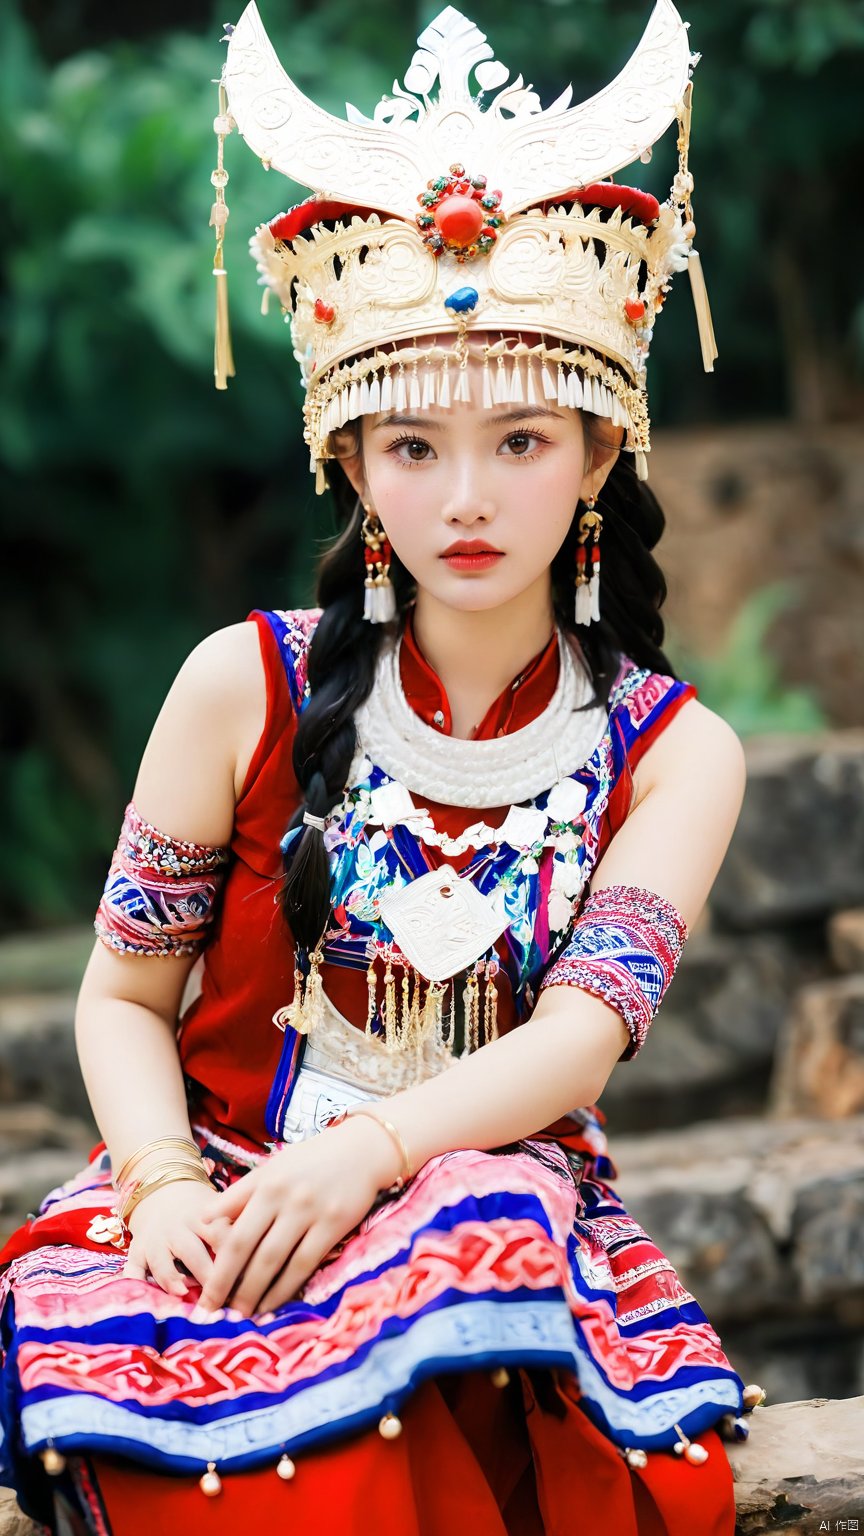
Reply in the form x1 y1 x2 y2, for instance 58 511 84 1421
399 608 560 739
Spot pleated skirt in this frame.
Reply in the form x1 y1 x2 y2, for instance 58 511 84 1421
0 1132 743 1533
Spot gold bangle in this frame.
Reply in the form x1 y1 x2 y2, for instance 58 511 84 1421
115 1137 202 1188
118 1158 211 1202
119 1165 212 1224
345 1108 412 1193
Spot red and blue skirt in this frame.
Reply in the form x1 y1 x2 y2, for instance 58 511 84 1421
0 1127 743 1534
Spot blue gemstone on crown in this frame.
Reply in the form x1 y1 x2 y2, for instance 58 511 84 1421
445 286 479 313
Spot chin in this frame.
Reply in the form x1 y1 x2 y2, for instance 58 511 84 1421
429 576 528 614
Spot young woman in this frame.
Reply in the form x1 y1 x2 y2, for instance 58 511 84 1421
0 6 765 1533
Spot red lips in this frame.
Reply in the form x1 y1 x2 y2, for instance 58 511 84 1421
441 539 503 556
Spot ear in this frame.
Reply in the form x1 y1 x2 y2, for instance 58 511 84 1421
579 422 622 502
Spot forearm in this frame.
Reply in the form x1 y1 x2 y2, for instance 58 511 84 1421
383 987 630 1172
74 997 195 1174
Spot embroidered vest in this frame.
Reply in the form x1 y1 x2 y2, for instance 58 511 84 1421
258 609 697 1144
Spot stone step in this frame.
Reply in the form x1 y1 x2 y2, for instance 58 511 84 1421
728 1394 864 1531
610 1112 864 1406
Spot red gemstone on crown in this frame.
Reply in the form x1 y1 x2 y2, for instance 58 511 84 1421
624 298 646 323
313 298 335 324
433 195 485 247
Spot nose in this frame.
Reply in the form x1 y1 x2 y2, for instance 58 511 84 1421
440 457 496 525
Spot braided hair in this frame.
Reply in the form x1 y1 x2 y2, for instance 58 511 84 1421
280 414 678 951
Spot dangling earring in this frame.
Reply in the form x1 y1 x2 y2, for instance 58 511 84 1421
575 494 603 625
361 503 397 624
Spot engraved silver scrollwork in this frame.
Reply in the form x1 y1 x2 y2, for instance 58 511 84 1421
225 1 697 218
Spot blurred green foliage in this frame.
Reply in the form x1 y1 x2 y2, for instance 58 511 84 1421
1 0 861 928
672 583 827 736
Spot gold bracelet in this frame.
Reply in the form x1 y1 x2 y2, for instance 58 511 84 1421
119 1165 213 1224
118 1158 211 1203
115 1136 202 1189
345 1108 412 1193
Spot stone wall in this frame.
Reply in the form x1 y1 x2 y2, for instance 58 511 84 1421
650 422 864 730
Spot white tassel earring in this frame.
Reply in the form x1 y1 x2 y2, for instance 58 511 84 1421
361 503 397 624
575 494 603 625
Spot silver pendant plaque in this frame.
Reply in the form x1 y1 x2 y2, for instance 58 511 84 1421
376 864 510 982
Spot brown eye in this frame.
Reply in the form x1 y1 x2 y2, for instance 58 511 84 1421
507 433 532 454
406 440 429 460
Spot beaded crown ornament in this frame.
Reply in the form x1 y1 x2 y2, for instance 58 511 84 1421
213 2 716 486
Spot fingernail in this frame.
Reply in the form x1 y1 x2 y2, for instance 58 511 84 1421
258 1311 275 1325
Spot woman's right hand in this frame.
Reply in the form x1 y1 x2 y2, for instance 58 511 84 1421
123 1180 223 1299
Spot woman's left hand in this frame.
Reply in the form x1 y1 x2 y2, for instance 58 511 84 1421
194 1115 401 1318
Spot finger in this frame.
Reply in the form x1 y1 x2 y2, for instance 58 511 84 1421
199 1175 256 1223
197 1205 275 1312
122 1254 148 1283
148 1252 190 1299
195 1212 234 1245
256 1225 337 1315
226 1219 303 1318
169 1230 218 1294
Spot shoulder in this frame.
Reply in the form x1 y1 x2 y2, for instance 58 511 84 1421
132 622 269 842
632 692 747 807
177 620 266 700
608 654 745 808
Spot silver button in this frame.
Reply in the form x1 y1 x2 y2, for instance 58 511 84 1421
433 709 445 728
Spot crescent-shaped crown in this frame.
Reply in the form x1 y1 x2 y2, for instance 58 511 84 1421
224 1 695 215
213 3 716 487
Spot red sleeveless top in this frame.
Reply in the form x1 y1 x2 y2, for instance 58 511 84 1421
177 608 696 1156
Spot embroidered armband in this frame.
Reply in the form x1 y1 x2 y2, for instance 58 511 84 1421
94 802 230 958
537 883 688 1060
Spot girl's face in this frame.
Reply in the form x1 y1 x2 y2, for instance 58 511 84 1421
350 355 615 616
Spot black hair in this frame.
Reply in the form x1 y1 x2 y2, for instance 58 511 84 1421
280 415 678 951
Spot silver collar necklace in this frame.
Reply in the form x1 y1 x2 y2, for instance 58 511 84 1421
349 626 609 807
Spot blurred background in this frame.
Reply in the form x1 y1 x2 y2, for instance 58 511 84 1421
1 0 863 1452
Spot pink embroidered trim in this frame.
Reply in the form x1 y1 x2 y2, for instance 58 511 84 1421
94 802 230 958
538 883 688 1060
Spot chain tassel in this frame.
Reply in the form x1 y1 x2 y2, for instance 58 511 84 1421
211 82 235 390
360 949 501 1055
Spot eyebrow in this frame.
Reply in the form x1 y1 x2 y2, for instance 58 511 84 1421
371 406 565 431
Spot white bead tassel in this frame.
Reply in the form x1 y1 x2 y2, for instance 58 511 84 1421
421 364 436 409
567 370 583 409
525 357 537 406
394 369 407 410
380 372 393 410
439 360 451 408
368 374 381 412
482 357 493 408
557 365 568 407
541 362 557 400
575 579 592 625
688 248 718 372
493 358 509 404
408 365 421 409
589 562 601 622
508 360 524 402
635 448 649 480
455 364 471 403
